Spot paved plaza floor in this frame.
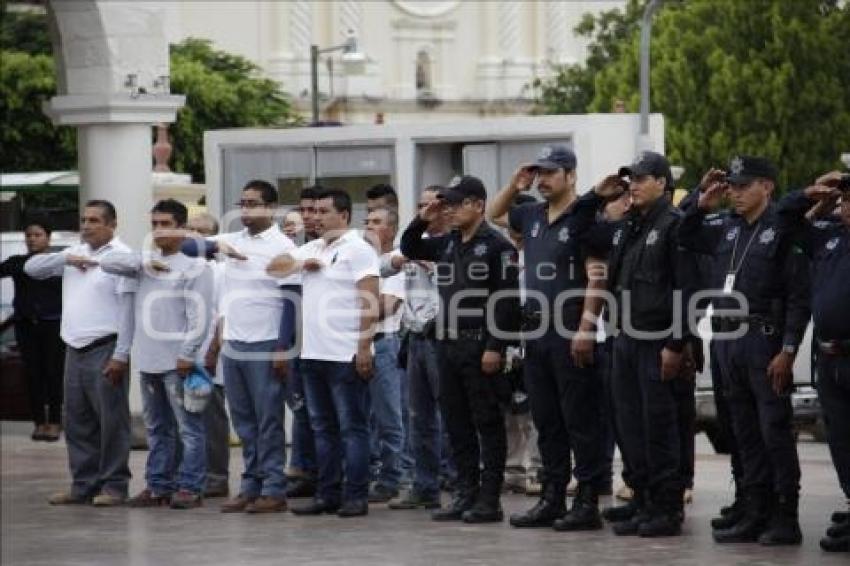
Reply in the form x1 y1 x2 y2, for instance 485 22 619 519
1 421 846 565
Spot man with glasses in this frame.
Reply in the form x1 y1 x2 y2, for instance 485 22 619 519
401 175 520 524
183 180 297 514
679 156 810 546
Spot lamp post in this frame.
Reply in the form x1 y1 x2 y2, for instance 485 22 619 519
638 0 663 151
310 30 365 124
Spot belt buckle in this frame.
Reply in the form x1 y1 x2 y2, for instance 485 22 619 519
761 323 775 336
821 341 840 356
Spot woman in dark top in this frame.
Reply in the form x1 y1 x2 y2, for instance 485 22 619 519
0 219 64 441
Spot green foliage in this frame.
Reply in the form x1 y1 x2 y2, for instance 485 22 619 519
0 50 76 172
169 39 302 182
0 5 52 56
537 0 850 189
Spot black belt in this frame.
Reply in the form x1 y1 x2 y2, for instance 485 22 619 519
72 334 117 354
439 328 485 341
374 332 394 342
711 316 777 336
818 339 850 357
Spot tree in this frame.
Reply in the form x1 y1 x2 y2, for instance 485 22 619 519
169 39 301 181
538 0 850 189
532 0 643 114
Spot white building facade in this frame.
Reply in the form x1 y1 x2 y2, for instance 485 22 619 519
161 0 625 123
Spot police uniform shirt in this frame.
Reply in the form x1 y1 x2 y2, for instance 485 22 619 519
400 217 519 351
507 192 601 334
678 200 811 348
779 190 850 341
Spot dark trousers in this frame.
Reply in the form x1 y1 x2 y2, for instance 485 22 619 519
300 359 370 503
15 318 64 425
204 384 230 491
611 335 683 510
437 339 507 497
714 330 800 497
817 353 850 499
672 378 695 489
524 336 605 489
710 341 743 488
286 358 317 477
598 337 622 485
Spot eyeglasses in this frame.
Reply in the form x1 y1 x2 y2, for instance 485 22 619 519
235 200 265 209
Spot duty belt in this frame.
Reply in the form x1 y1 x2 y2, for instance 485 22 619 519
441 328 485 341
712 315 777 336
818 339 850 357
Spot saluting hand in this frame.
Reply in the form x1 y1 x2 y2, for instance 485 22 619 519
593 174 628 200
803 184 840 201
510 166 536 192
418 199 444 223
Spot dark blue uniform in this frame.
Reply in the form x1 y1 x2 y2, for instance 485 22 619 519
507 192 607 525
779 191 850 507
679 195 810 542
401 216 519 517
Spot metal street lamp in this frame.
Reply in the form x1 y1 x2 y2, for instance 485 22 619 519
310 30 365 124
638 0 663 151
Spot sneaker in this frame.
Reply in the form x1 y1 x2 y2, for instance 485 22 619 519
220 493 257 513
388 491 441 510
92 491 126 507
367 484 399 504
128 489 171 508
245 495 288 514
170 489 203 510
48 491 89 505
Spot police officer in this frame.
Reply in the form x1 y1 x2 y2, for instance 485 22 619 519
679 156 810 546
401 175 519 523
487 145 619 531
778 172 850 553
603 151 693 537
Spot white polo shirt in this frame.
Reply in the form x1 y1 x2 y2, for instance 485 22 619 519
293 229 380 362
217 224 297 343
24 237 133 349
379 250 405 334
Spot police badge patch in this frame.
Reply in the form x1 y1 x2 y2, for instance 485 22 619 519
730 156 744 175
474 243 488 257
613 228 623 246
558 227 570 242
646 229 659 246
538 146 552 159
826 237 839 251
759 227 776 245
531 221 540 238
726 227 739 241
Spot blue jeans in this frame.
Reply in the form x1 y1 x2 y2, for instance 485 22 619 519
140 371 206 494
286 358 317 476
407 334 448 498
368 334 405 489
222 340 287 498
300 359 370 503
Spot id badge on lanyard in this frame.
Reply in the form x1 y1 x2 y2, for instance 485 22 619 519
723 272 736 294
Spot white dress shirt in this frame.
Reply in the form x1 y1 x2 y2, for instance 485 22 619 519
216 224 297 343
378 250 405 334
24 237 134 360
293 229 380 362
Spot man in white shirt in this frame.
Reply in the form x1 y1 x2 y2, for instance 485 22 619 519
100 200 214 510
185 181 297 514
268 188 380 518
363 207 407 503
25 200 134 507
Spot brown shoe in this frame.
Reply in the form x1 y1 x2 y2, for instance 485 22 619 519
128 489 171 508
170 489 203 510
221 494 257 513
32 424 47 441
43 424 61 442
92 491 126 507
245 495 288 514
48 491 89 505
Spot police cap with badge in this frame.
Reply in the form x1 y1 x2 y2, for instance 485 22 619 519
618 150 674 192
726 155 778 185
438 175 487 204
526 144 577 172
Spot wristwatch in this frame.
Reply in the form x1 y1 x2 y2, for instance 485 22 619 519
782 344 797 355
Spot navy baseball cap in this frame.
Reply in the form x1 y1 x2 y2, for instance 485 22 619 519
619 151 674 191
726 155 777 185
527 144 577 171
439 175 487 204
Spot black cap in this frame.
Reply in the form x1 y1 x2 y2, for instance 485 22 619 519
726 155 777 185
439 175 487 204
528 144 577 171
619 151 674 191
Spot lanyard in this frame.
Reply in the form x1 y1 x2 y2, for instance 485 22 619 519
728 223 761 275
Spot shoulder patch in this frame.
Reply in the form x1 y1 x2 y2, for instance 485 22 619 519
759 227 776 245
473 243 488 257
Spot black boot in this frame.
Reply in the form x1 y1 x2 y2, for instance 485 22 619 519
603 488 642 523
637 489 683 538
611 491 651 536
827 513 850 538
830 510 849 524
713 489 770 543
432 489 477 522
553 483 603 532
509 483 566 528
711 491 746 530
462 493 504 524
757 493 802 546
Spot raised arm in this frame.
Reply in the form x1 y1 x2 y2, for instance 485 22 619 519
24 250 68 279
488 166 536 227
400 202 449 262
99 251 143 277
